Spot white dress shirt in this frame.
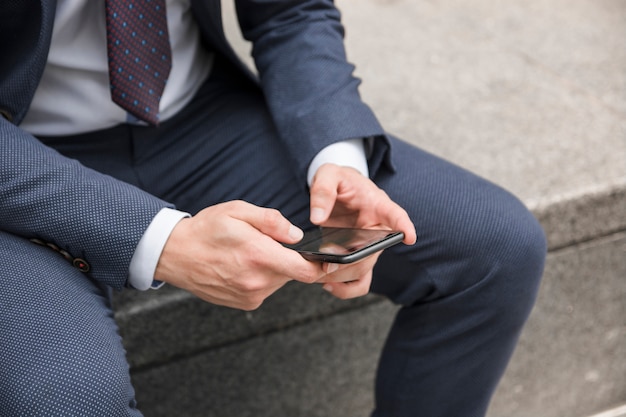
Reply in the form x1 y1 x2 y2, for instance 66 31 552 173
22 0 368 290
21 0 213 134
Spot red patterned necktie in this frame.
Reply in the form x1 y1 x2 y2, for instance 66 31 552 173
105 0 172 125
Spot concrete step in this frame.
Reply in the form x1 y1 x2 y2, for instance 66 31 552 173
112 0 626 415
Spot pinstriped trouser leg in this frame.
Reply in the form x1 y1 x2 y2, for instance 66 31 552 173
369 138 547 417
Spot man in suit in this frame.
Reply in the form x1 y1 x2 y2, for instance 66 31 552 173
0 1 547 416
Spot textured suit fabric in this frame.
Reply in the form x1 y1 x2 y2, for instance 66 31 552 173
0 0 388 284
0 232 141 417
0 2 547 417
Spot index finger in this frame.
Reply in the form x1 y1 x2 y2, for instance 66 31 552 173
309 175 339 225
226 200 304 244
272 243 327 284
377 200 417 245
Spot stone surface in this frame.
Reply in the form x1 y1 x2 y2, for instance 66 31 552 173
131 300 397 417
114 281 381 369
533 182 626 250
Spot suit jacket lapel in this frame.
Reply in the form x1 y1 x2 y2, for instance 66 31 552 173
0 0 56 125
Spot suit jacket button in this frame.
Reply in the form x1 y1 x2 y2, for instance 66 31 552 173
73 258 90 273
0 109 13 123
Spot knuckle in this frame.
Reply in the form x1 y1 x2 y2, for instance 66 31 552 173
237 277 265 293
263 208 284 229
314 184 335 197
341 287 367 300
218 200 244 217
232 283 268 311
241 299 263 311
246 293 267 310
225 200 243 209
316 163 336 176
334 291 351 300
298 268 320 284
356 285 370 296
245 248 268 270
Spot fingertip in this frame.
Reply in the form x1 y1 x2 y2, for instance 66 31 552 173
324 262 339 274
288 224 304 242
403 228 418 245
310 207 326 224
405 234 417 245
398 219 417 245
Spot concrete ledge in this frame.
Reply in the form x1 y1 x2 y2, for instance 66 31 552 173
586 404 626 417
129 299 396 417
530 181 626 251
114 280 382 370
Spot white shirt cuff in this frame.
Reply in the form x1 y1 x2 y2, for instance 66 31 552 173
306 138 369 186
128 207 191 290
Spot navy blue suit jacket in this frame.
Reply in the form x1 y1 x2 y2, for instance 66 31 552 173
0 0 390 289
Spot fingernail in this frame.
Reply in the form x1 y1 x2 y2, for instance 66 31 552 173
289 225 304 241
310 208 325 224
323 284 333 293
325 263 339 274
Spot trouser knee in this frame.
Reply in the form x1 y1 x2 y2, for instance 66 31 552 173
451 197 547 330
375 187 547 326
0 233 141 416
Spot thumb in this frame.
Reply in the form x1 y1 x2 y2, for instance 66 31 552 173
226 201 304 244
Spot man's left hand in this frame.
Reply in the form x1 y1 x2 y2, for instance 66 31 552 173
308 164 417 299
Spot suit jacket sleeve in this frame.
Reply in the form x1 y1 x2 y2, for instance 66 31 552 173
0 120 172 290
234 0 394 182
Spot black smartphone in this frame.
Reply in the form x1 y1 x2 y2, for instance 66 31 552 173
285 227 406 264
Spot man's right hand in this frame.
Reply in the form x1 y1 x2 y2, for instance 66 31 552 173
154 200 325 310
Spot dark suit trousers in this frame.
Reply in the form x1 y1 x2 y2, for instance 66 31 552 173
1 58 546 417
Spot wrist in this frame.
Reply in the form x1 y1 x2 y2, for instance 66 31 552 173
153 216 192 287
128 208 190 290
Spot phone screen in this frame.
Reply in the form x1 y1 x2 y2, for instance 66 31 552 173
285 227 405 264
